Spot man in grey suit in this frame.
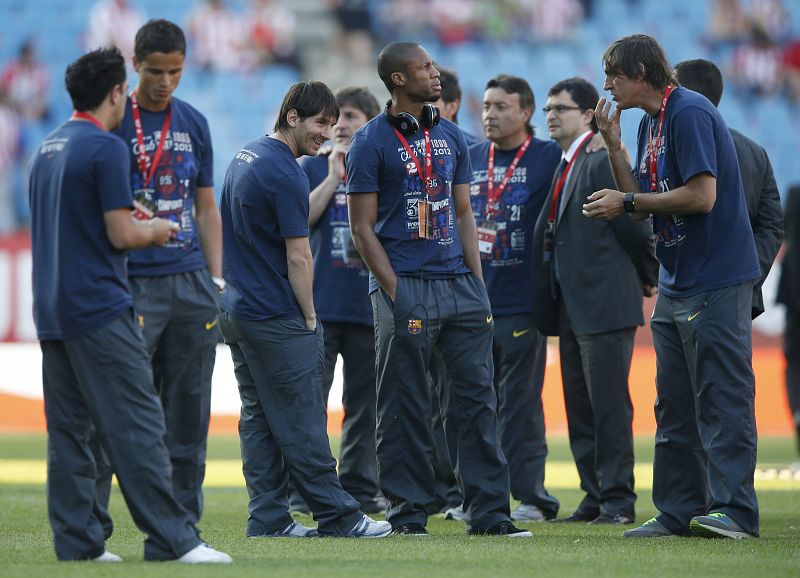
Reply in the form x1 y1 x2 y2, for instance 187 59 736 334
674 59 783 320
532 77 658 524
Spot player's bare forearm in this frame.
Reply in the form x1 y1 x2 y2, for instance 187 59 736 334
348 192 398 300
104 208 178 249
196 187 222 278
453 183 482 280
285 236 316 330
308 174 340 226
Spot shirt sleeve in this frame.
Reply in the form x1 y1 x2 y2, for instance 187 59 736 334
672 106 718 184
346 131 380 194
452 127 473 186
196 114 214 188
299 155 324 189
97 136 134 213
275 172 310 238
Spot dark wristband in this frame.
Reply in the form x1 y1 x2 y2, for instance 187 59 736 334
623 192 636 213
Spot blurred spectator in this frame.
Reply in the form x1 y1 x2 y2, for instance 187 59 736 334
329 0 373 69
708 0 748 49
0 88 22 233
376 0 433 43
187 0 250 72
85 0 143 62
751 0 789 42
1 40 49 122
730 21 783 99
524 0 583 43
248 0 299 69
431 0 479 46
782 39 800 104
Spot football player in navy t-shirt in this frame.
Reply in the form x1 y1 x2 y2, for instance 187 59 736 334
585 34 761 540
29 47 230 564
218 81 391 539
290 87 385 515
347 41 528 537
110 20 221 526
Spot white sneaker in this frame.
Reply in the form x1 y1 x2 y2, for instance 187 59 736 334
176 544 233 564
511 503 546 522
443 506 468 522
91 550 122 562
343 514 392 538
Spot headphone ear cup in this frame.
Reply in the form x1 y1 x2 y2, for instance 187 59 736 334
422 104 441 128
396 112 420 135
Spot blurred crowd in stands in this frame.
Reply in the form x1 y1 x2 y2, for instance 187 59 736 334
1 0 799 234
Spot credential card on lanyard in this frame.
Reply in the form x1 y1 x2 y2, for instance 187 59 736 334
477 221 498 254
418 198 433 239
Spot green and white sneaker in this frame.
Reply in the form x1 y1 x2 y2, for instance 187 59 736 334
622 517 677 538
690 513 755 540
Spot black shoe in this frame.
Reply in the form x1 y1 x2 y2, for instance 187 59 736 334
588 513 635 525
467 521 532 537
551 512 597 523
391 523 429 536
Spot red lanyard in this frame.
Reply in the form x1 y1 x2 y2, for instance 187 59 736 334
486 135 532 219
648 85 673 193
547 132 595 224
130 90 172 188
393 127 432 197
70 111 104 130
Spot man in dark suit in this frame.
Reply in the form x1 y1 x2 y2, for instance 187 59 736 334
777 185 800 460
532 77 658 525
674 59 784 320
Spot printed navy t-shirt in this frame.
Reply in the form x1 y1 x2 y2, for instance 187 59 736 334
114 96 213 276
633 86 759 296
220 136 310 321
29 120 134 340
301 154 372 325
346 115 473 293
469 138 561 316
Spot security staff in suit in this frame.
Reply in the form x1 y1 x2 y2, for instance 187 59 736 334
673 59 783 320
532 77 658 524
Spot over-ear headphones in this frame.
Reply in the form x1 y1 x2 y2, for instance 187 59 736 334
385 100 441 136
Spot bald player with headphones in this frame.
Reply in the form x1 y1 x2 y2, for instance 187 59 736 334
346 41 528 538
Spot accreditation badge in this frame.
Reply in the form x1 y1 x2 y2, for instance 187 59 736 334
132 189 156 220
418 199 433 239
477 221 498 255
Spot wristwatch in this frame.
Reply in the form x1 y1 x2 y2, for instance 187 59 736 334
212 276 226 292
623 192 636 213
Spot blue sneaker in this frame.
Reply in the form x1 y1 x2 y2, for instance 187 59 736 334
623 517 677 538
251 520 318 538
690 513 755 540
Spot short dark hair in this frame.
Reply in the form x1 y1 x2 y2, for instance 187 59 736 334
674 59 723 107
486 74 535 134
437 65 461 122
548 77 600 132
335 87 380 119
134 19 186 62
603 34 674 91
65 47 126 112
274 80 339 132
437 66 462 104
377 41 421 95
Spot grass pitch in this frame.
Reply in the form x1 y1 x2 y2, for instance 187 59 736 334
1 434 798 578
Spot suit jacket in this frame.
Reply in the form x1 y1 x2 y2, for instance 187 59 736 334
731 128 784 318
777 185 800 311
531 143 658 336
